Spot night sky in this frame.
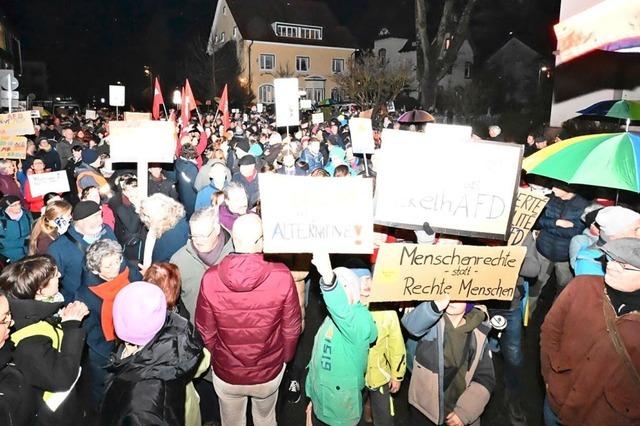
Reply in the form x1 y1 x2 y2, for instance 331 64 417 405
2 0 559 105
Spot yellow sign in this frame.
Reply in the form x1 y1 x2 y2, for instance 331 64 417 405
0 112 35 137
124 112 152 121
508 189 548 246
370 243 527 302
0 136 27 159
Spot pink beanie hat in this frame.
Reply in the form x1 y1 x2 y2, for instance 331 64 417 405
113 281 167 346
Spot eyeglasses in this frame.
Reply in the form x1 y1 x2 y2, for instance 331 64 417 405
190 227 216 241
0 311 12 326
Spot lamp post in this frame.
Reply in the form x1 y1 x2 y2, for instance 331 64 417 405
537 66 550 92
144 65 153 99
173 89 182 108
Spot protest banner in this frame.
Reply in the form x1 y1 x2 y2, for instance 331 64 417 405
374 129 522 240
369 243 527 302
274 78 300 128
109 85 125 107
260 174 374 254
124 112 152 121
85 109 97 120
312 112 324 125
349 117 375 154
0 136 27 159
0 111 35 137
27 171 70 197
425 123 472 144
507 189 548 245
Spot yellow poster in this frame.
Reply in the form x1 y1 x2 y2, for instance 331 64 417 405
0 112 35 137
508 189 548 246
0 136 27 159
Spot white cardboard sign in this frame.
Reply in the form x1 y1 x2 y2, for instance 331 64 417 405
425 123 472 144
260 174 374 253
109 85 125 107
274 78 300 127
28 171 70 197
109 120 175 163
349 117 375 154
312 112 324 125
85 109 97 120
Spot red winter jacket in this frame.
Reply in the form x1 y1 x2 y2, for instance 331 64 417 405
195 253 302 385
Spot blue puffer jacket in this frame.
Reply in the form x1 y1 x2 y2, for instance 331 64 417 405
0 210 32 263
536 193 590 262
152 217 189 263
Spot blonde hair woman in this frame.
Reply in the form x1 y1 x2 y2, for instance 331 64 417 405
28 200 73 255
139 193 189 265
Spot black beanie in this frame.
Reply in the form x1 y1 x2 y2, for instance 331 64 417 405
72 201 101 221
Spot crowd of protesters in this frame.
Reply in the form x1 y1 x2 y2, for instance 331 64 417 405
0 103 637 426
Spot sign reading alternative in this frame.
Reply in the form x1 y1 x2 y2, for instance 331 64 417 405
109 121 175 163
349 117 375 154
124 112 152 121
0 136 27 159
109 85 125 107
0 112 35 137
425 123 472 144
369 243 527 302
28 171 70 197
260 174 374 254
274 78 300 127
374 129 523 239
508 189 548 246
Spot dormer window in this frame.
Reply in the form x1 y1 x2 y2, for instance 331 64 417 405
274 22 323 41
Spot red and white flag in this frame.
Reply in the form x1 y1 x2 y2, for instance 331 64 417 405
152 77 165 120
218 84 230 130
181 79 197 129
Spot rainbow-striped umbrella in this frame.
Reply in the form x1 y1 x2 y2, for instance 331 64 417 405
523 132 640 192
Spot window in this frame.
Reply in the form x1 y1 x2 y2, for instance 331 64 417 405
259 84 275 104
378 48 386 62
260 54 276 71
233 26 237 38
222 5 227 15
332 59 344 74
214 34 219 43
296 56 310 72
274 23 322 40
331 88 343 102
464 62 472 79
220 32 225 43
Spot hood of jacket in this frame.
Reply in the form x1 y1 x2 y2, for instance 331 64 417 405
218 253 271 292
8 298 63 330
107 312 202 382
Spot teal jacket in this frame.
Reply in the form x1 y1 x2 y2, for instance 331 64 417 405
306 268 377 426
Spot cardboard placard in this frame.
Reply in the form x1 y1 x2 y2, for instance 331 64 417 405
349 117 375 154
369 243 527 302
274 78 300 127
0 112 35 137
374 129 522 240
300 99 312 110
27 171 71 197
30 110 41 119
85 109 97 120
425 123 472 144
312 112 324 125
260 174 374 253
109 120 175 163
256 103 264 113
508 189 548 246
124 112 152 121
109 85 125 107
0 136 27 159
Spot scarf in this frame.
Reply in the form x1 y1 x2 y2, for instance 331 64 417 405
89 268 130 341
6 209 23 221
192 232 226 267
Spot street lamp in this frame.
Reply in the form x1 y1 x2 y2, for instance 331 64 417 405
173 89 182 107
143 65 153 96
537 66 551 92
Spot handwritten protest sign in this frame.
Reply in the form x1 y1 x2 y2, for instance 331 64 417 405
109 85 125 107
374 129 522 240
28 171 70 197
30 110 41 119
369 243 527 302
425 123 472 144
312 112 324 125
274 78 300 127
85 109 97 120
109 121 175 163
0 112 35 137
508 189 548 245
124 112 152 121
349 117 375 154
260 174 374 254
0 136 27 159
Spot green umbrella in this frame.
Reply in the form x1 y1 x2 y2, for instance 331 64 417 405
577 99 640 131
523 132 640 192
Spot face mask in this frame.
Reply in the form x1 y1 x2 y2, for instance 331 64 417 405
54 217 70 235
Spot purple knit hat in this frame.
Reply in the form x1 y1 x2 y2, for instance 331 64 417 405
113 281 167 346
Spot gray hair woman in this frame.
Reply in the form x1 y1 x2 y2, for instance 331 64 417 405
85 239 124 283
139 193 190 264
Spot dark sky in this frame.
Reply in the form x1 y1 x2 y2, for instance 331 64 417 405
1 0 559 105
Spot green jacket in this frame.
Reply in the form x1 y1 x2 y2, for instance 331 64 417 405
306 268 377 426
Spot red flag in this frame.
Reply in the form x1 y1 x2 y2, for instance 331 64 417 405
152 77 165 120
181 79 197 129
217 84 230 130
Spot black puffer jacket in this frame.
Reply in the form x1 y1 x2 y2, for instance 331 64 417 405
100 312 203 426
0 342 32 426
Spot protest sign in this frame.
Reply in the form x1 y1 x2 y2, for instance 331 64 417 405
300 99 312 110
109 120 175 163
369 243 527 302
0 136 27 159
109 85 125 107
124 112 152 121
349 117 375 154
507 189 548 245
27 171 70 197
374 129 522 240
312 112 324 125
0 111 35 137
274 78 300 127
425 123 472 144
256 103 264 113
85 109 97 120
30 110 41 119
260 174 374 254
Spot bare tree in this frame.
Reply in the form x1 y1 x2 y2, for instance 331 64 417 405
181 35 215 101
415 0 478 109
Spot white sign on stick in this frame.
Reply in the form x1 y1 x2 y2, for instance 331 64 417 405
300 99 312 110
260 174 374 254
274 78 300 127
312 112 324 125
349 117 375 154
425 123 472 144
85 109 97 120
374 129 523 240
109 121 175 163
109 85 125 107
28 171 70 197
256 103 264 113
30 110 41 119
